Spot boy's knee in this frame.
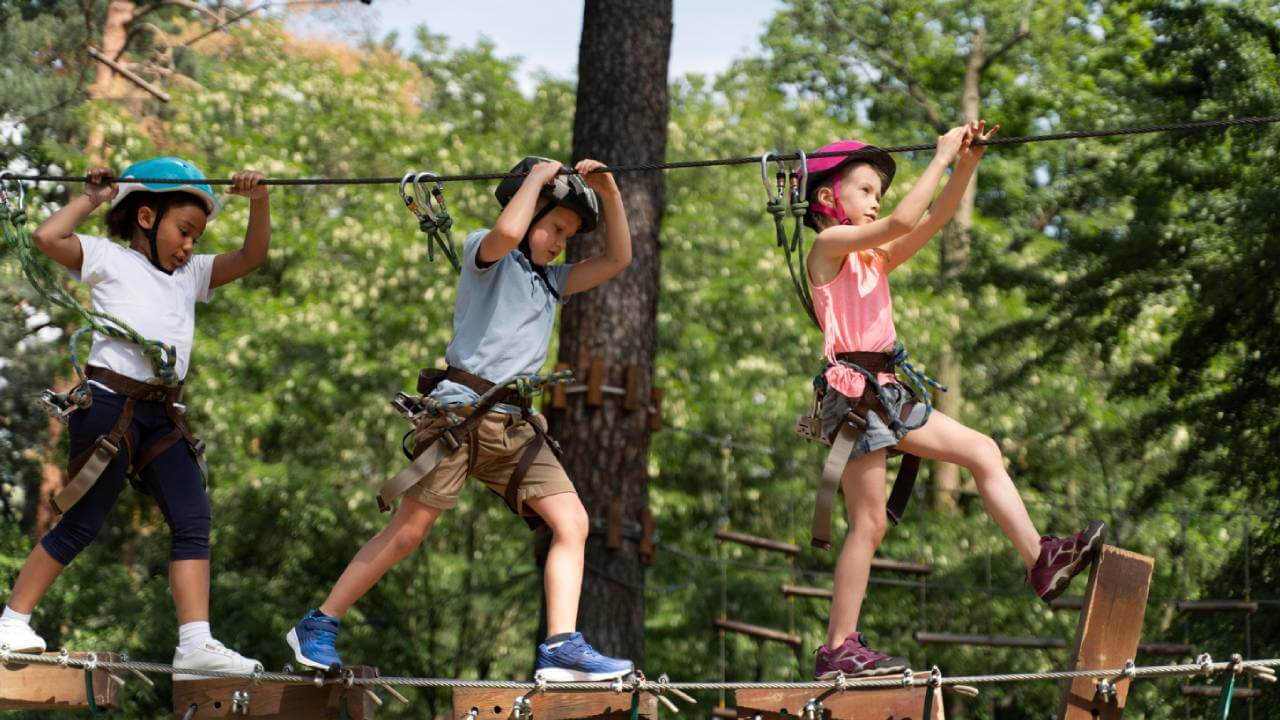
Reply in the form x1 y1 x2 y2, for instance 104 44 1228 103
547 503 589 544
388 522 430 557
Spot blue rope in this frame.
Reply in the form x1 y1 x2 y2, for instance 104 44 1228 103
822 342 946 432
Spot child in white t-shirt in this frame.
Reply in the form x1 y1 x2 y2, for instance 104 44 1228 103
0 158 270 679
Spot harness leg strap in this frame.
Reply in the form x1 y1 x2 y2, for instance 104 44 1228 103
811 422 859 550
885 398 924 525
377 439 453 513
53 396 137 514
886 454 920 525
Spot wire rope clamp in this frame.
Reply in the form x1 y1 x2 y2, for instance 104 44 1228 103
801 697 824 720
231 688 250 715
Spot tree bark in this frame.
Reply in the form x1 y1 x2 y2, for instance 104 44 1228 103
540 0 671 667
85 0 137 161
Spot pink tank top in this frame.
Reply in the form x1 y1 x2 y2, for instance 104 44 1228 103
810 250 899 398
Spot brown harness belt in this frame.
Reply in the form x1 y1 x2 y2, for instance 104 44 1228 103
808 351 922 550
55 366 206 515
376 367 561 524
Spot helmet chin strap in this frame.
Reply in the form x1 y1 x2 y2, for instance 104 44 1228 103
519 203 561 301
142 205 175 276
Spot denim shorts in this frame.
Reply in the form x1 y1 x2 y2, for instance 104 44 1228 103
820 382 927 458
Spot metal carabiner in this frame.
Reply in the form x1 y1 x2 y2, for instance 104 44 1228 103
791 149 808 203
759 151 779 203
398 171 422 219
413 172 441 223
0 170 25 210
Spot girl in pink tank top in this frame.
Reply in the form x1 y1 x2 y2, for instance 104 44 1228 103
800 123 1105 680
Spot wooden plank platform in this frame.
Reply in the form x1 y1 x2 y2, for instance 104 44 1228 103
172 666 378 718
735 687 943 719
0 651 123 711
1057 545 1155 720
451 689 656 719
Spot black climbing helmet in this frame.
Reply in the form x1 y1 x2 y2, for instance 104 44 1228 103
494 156 600 235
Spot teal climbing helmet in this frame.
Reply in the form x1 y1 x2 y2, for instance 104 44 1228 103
112 157 220 220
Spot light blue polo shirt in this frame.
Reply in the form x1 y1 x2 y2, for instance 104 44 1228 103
429 230 572 414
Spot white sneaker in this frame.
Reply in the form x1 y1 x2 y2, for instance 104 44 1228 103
0 617 46 654
172 639 262 681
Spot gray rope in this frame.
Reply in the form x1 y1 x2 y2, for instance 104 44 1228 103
7 115 1278 187
4 645 1275 692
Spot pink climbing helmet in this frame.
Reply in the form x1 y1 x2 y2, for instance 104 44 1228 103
803 140 896 230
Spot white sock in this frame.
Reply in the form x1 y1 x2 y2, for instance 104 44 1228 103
177 621 212 653
2 606 33 625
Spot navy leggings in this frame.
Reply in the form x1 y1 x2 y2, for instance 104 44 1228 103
41 387 211 565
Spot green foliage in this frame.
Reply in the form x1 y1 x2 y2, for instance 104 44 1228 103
1 2 1277 718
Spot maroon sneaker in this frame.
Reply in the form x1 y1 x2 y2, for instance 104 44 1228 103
1028 521 1106 602
814 633 909 680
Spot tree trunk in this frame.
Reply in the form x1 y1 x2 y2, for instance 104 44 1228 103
85 0 136 161
540 0 671 667
931 29 984 512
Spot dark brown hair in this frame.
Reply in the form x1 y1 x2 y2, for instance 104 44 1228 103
104 191 207 241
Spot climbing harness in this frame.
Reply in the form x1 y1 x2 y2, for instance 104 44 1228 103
53 366 208 514
377 367 574 517
761 150 816 326
1 173 205 514
399 171 459 271
798 342 946 550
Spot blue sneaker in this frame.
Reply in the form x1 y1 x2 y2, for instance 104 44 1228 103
535 632 634 682
285 609 342 672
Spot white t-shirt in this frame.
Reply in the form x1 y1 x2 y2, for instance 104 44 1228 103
68 234 215 382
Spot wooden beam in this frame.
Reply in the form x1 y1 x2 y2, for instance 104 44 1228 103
716 529 800 556
871 558 935 576
0 652 122 711
647 388 662 432
1058 545 1155 720
735 686 943 719
1177 600 1258 614
913 632 1188 656
451 688 656 719
172 666 378 718
606 500 623 550
623 366 643 411
638 506 656 565
1180 685 1263 699
714 619 802 649
586 359 606 407
1137 643 1195 657
717 530 933 576
916 631 1067 649
1054 597 1257 613
781 584 833 599
712 707 738 718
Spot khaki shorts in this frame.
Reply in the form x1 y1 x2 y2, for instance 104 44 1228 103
405 410 576 518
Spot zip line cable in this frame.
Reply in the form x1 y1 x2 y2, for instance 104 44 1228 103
5 115 1278 187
